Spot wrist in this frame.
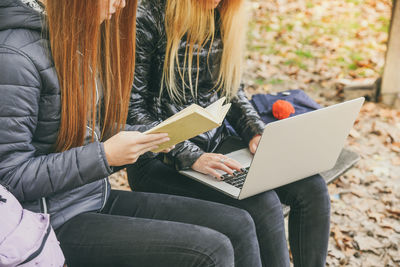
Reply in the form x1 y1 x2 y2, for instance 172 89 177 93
100 142 113 174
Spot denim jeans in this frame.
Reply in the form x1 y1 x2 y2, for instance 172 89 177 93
127 148 331 267
56 190 262 267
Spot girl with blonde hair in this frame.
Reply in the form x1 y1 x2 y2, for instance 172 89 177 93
0 0 262 266
128 0 331 266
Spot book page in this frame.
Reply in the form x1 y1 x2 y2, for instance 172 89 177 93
205 97 226 119
217 103 232 124
147 111 220 152
144 97 231 152
145 104 200 133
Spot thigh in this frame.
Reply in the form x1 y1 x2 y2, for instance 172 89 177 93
128 160 286 266
128 158 282 212
102 189 256 227
128 160 285 236
128 158 215 199
56 212 234 267
274 174 330 208
101 190 262 267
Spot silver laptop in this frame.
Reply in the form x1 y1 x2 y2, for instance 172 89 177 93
179 97 365 200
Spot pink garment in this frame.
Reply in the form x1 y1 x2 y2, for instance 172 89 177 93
0 185 65 267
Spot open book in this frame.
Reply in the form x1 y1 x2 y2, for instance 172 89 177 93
145 97 231 153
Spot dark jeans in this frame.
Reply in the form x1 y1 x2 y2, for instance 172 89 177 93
127 146 331 267
56 190 262 267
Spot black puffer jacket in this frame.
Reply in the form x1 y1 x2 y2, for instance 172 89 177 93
127 0 265 170
0 0 146 229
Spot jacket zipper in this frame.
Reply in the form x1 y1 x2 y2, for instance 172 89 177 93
18 223 51 265
87 125 108 211
101 178 108 211
41 197 48 214
90 82 107 210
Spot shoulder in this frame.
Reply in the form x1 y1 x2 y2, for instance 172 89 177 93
137 0 165 27
138 0 166 14
136 0 167 48
0 28 54 77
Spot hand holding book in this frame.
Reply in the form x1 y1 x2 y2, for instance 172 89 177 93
145 97 231 152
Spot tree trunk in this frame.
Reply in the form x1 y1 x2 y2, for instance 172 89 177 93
381 0 400 107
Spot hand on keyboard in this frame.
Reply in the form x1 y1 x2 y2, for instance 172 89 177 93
220 167 250 189
192 153 243 180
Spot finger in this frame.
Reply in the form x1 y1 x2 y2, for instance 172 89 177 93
211 162 235 175
129 156 139 164
136 132 169 144
136 145 160 156
212 154 242 172
161 145 175 153
250 143 257 154
134 137 170 154
223 158 243 171
205 167 223 180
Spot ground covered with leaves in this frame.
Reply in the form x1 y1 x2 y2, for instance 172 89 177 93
244 0 399 266
110 0 399 265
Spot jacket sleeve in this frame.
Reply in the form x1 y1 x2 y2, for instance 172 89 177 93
226 85 265 144
127 5 162 128
167 140 205 170
0 48 112 202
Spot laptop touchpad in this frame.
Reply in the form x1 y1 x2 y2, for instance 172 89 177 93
225 148 253 167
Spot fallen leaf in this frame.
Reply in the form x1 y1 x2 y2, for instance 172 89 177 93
353 235 384 254
386 208 400 219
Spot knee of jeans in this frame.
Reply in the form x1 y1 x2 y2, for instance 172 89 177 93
212 234 235 267
249 190 283 216
238 209 256 227
222 207 257 233
295 175 331 211
194 230 234 267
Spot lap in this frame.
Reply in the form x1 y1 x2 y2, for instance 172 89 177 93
102 190 255 231
274 174 329 207
56 190 263 267
128 158 328 212
56 190 240 267
128 159 284 215
56 211 232 267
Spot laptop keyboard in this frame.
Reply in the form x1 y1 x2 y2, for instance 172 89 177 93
220 167 250 189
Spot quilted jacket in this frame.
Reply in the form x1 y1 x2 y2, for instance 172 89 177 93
0 0 147 229
127 0 266 170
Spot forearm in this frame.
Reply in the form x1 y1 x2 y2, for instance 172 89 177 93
0 142 111 202
226 87 265 143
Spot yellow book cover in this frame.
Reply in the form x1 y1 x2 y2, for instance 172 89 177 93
145 97 231 152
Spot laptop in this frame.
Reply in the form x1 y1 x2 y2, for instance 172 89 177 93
179 97 365 200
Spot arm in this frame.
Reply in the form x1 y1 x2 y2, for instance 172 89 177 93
127 5 162 127
225 85 265 144
0 49 111 202
167 140 204 170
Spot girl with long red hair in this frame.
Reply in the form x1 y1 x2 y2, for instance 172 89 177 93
127 0 331 266
0 0 262 266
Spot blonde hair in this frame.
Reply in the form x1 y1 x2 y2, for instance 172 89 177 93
46 0 138 151
162 0 247 102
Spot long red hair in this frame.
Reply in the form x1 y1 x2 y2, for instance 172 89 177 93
46 0 137 152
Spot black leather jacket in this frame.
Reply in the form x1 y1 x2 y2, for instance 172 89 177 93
127 0 265 170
